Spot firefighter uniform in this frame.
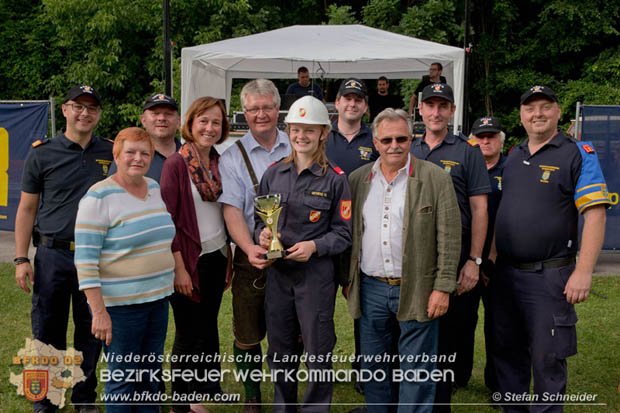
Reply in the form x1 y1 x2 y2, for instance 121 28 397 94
255 159 352 412
492 131 610 412
21 132 112 411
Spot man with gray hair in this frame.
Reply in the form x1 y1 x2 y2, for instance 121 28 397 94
219 79 291 412
470 116 506 395
344 108 461 412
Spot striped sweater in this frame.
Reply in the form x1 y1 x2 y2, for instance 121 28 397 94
75 177 175 306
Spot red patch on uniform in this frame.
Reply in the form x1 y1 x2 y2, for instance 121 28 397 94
340 200 352 220
268 161 277 168
582 144 595 154
309 210 321 222
467 138 479 147
333 166 345 175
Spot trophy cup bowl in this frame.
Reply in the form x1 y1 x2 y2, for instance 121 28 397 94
254 194 286 259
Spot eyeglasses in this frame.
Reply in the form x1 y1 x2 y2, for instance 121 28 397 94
244 105 277 115
66 103 100 114
377 136 409 145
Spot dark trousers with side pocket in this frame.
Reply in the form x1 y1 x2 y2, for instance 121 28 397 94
265 258 337 413
31 245 101 412
490 260 578 413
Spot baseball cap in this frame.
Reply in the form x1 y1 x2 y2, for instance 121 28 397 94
64 85 101 106
338 78 367 98
421 83 454 103
471 116 502 136
143 94 178 111
520 85 558 105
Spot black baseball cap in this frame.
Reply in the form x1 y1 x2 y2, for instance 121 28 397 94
421 83 454 103
64 85 101 106
338 78 367 98
143 94 178 112
471 116 502 136
520 85 558 105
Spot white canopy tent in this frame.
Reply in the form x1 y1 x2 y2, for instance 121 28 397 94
181 24 465 132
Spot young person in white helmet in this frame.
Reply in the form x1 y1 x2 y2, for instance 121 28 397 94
256 96 352 412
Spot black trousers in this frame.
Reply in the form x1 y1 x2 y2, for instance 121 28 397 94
490 260 577 413
170 250 227 413
265 258 337 413
31 245 101 412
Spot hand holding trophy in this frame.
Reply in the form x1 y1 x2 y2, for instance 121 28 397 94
254 194 286 259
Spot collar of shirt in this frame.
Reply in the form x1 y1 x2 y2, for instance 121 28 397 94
518 129 566 154
244 129 289 154
278 160 323 177
155 138 182 160
370 153 412 182
57 131 97 150
331 121 372 141
488 154 506 173
415 131 458 149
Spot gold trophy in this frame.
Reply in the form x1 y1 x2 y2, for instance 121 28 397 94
254 194 286 259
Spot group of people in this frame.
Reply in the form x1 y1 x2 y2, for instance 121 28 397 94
14 74 609 413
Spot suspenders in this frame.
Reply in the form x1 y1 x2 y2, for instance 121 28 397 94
235 139 259 193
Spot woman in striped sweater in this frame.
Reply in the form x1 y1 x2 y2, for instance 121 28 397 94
75 127 176 413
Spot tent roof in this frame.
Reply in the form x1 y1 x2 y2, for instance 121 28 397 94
183 24 463 76
181 25 465 131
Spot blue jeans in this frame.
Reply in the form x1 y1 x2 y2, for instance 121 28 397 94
103 298 169 413
360 275 439 413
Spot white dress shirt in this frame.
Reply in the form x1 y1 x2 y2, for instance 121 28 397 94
360 155 411 278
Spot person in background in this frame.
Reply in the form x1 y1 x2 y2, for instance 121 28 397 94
326 78 378 176
286 66 324 100
408 63 447 117
15 85 111 413
75 127 175 413
470 116 506 395
257 95 352 412
161 97 233 413
410 83 490 412
108 93 181 182
368 76 402 122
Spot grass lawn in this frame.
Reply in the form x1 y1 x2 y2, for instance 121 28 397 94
1 261 618 412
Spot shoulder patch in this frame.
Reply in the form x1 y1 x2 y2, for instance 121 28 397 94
581 144 595 154
31 139 49 148
333 166 345 175
467 138 479 147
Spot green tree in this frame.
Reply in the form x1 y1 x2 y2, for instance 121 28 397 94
325 4 359 25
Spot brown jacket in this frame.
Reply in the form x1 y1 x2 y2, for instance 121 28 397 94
346 157 460 322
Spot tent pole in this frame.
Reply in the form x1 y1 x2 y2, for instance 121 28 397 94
163 0 172 96
462 0 472 134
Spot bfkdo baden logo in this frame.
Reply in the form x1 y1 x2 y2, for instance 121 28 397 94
10 338 86 408
23 370 49 401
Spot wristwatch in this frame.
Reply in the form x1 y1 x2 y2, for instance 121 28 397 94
13 257 30 265
468 256 482 265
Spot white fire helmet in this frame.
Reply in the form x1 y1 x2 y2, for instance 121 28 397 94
284 96 330 126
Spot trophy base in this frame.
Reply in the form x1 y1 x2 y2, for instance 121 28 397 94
265 250 286 260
